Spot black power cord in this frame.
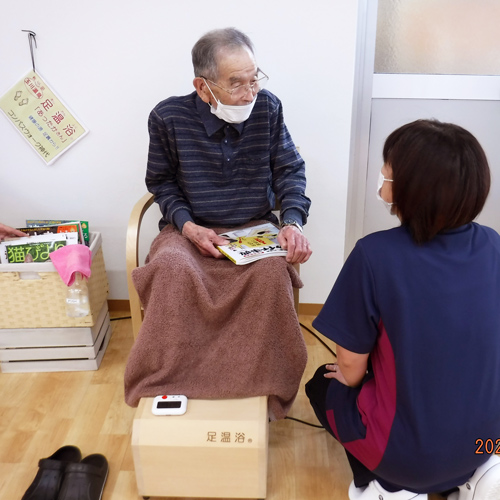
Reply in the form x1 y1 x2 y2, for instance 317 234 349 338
282 322 339 430
299 322 337 359
284 416 324 428
110 316 132 321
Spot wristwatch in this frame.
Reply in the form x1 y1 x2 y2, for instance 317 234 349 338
280 219 303 233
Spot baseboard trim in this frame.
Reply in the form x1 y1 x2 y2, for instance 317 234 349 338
298 303 322 316
108 299 322 317
108 299 131 314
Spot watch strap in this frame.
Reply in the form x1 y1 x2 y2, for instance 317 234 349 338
280 219 303 233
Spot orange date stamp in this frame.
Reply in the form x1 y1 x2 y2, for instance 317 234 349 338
475 439 500 455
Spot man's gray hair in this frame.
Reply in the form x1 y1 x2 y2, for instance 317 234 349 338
192 27 255 81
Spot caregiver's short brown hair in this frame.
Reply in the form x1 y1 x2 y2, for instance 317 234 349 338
383 119 491 244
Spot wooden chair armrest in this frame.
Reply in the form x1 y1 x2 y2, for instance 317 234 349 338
126 192 155 339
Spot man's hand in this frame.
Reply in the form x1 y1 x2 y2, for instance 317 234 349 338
277 225 312 264
0 223 26 242
182 221 228 258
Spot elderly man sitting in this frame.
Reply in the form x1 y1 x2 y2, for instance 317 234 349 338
124 27 312 420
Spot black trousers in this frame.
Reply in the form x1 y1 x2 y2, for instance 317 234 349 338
305 364 402 492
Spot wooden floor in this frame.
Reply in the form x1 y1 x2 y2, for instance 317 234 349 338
0 314 445 500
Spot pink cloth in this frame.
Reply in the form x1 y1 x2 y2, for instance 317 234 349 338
50 244 92 286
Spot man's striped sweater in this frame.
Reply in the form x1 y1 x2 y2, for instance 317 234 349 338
145 89 311 231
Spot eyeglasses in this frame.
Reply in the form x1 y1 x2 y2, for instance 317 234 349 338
201 69 269 100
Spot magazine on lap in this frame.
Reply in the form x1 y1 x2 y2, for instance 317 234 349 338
217 222 286 265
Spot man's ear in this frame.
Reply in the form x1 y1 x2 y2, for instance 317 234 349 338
193 77 211 104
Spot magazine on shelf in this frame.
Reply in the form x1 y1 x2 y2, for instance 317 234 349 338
17 222 84 245
217 222 286 265
25 220 90 246
0 232 79 264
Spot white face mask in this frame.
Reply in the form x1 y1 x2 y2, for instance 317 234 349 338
376 171 394 213
205 81 256 124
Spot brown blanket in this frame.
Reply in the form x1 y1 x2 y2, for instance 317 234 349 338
124 223 308 420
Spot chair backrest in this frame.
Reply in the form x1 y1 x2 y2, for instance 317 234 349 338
126 194 300 339
126 192 155 339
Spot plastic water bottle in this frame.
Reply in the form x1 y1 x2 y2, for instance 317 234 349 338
66 272 90 317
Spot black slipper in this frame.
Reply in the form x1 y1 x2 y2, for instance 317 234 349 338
22 445 82 500
57 454 109 500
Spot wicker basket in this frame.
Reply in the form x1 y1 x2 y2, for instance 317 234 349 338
0 232 109 328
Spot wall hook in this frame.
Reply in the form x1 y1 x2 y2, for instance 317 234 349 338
22 30 37 73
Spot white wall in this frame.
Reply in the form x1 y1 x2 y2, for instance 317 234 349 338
0 0 360 304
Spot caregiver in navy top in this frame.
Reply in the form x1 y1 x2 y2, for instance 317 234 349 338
306 119 500 500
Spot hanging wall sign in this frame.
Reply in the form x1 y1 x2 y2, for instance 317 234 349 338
0 70 89 165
